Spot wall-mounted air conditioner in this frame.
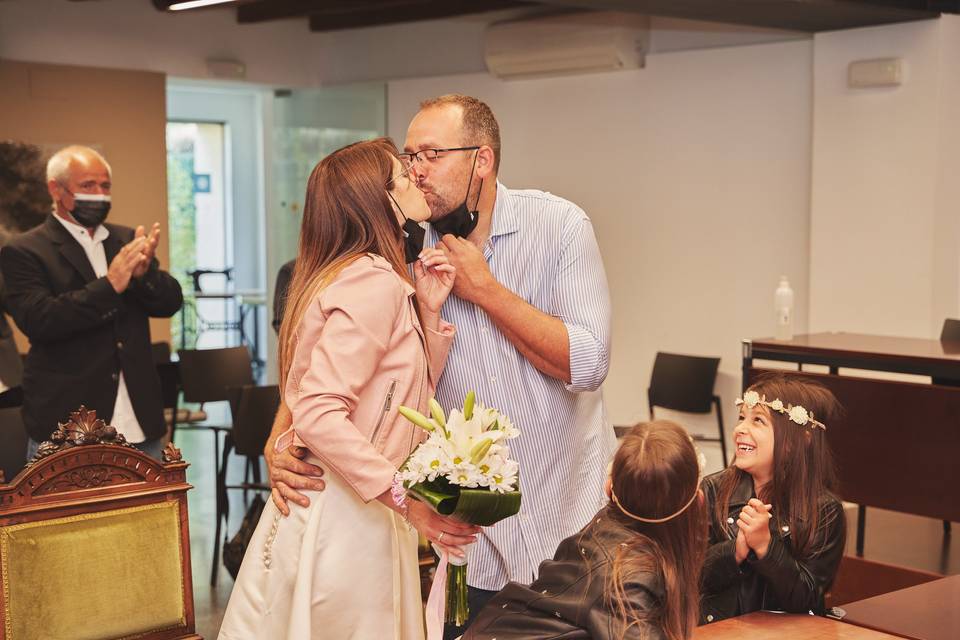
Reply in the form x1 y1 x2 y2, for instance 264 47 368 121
484 12 650 80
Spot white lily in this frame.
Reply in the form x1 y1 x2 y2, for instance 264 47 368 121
444 409 510 465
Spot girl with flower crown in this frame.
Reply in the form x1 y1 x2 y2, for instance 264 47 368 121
700 373 846 624
462 420 706 640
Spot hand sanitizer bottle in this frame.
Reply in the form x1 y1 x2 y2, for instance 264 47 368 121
775 276 794 340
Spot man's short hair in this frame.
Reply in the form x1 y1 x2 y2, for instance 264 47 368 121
46 145 112 184
420 94 501 172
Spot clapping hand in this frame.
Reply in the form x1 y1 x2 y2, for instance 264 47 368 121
106 236 147 293
413 246 456 314
132 223 161 278
735 527 751 564
737 498 773 559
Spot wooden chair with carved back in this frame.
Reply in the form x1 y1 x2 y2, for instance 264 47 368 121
0 406 200 640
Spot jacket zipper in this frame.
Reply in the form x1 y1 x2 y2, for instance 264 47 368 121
371 379 398 445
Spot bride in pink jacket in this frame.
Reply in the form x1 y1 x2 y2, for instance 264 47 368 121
220 138 479 639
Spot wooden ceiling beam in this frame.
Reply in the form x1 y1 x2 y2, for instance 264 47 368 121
238 0 327 23
239 0 535 25
307 0 535 32
535 0 940 32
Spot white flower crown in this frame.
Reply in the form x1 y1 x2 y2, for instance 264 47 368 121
735 390 826 431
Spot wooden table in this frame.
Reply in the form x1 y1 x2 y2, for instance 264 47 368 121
743 332 960 554
841 574 960 640
693 611 906 639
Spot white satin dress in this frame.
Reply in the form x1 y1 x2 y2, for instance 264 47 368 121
217 458 424 640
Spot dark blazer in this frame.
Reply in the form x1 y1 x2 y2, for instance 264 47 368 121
464 508 667 640
700 470 846 624
0 273 24 391
0 215 183 442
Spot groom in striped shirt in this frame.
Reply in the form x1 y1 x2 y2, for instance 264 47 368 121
402 94 616 638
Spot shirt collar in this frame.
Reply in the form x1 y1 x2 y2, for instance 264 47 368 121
53 213 109 244
488 181 519 238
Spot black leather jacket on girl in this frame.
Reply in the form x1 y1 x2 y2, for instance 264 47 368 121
700 470 846 624
464 507 667 640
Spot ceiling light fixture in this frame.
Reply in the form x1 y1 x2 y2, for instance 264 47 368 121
154 0 238 11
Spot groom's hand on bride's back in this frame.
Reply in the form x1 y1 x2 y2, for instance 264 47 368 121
270 445 326 516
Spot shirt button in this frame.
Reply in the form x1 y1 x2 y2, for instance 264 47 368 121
111 373 119 382
489 376 497 384
116 341 124 350
707 615 714 622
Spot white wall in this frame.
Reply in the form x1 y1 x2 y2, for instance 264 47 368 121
389 39 814 437
932 20 960 330
810 17 960 338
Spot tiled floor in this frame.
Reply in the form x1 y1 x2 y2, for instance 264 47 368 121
180 420 958 639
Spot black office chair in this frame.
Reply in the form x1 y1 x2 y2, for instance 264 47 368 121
212 384 280 584
0 386 23 410
176 346 254 585
151 341 172 364
0 407 27 483
223 384 280 495
647 352 727 465
941 318 960 342
176 346 254 433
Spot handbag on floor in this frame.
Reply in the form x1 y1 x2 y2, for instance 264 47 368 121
223 494 266 580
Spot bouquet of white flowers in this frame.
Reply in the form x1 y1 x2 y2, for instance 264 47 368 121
395 391 522 629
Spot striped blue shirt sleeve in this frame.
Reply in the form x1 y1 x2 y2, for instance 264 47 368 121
553 211 612 393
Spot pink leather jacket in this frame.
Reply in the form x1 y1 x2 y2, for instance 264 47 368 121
275 254 455 502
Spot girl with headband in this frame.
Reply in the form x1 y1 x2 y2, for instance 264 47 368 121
462 420 705 640
700 373 846 623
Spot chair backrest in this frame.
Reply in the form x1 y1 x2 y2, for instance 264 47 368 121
648 352 721 415
227 384 281 457
186 267 233 294
151 341 172 363
176 347 254 404
940 318 960 342
0 406 198 640
156 361 181 411
0 386 23 410
0 407 26 483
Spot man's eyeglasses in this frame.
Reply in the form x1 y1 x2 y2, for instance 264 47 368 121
398 146 480 170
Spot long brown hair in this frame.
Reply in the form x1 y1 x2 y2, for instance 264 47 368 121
277 137 409 393
604 420 706 640
713 373 844 557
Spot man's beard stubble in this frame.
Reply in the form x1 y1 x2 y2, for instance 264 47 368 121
424 178 478 223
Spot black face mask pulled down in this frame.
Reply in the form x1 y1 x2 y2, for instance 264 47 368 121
401 217 426 264
66 192 111 228
431 151 482 239
388 192 426 263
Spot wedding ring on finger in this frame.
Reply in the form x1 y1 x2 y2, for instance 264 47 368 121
438 531 445 543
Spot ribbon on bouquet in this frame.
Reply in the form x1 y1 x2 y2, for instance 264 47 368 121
425 544 468 640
